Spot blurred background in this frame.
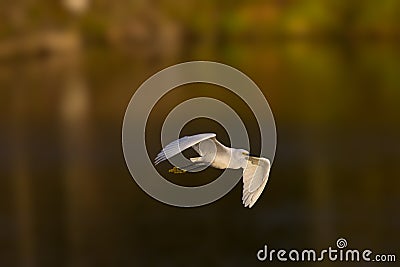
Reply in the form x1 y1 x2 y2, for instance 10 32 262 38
1 0 400 266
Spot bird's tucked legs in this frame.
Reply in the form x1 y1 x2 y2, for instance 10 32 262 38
168 166 187 174
168 161 208 174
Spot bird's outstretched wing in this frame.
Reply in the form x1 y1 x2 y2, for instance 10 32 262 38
242 157 271 208
154 133 216 165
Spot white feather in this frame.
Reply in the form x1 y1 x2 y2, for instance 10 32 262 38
154 133 216 165
242 157 270 208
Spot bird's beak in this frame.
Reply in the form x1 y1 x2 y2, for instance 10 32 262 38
244 153 257 158
242 152 249 156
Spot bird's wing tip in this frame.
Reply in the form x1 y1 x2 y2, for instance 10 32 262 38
154 152 166 165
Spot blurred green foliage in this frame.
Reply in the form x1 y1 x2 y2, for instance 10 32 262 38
1 0 399 42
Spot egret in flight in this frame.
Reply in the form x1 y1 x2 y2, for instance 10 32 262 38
154 133 271 208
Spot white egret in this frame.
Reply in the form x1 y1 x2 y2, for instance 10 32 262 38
154 133 271 208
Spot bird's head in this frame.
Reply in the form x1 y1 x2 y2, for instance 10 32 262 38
226 149 250 169
230 149 249 159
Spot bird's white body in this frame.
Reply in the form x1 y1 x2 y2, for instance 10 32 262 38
154 133 271 208
192 137 245 169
